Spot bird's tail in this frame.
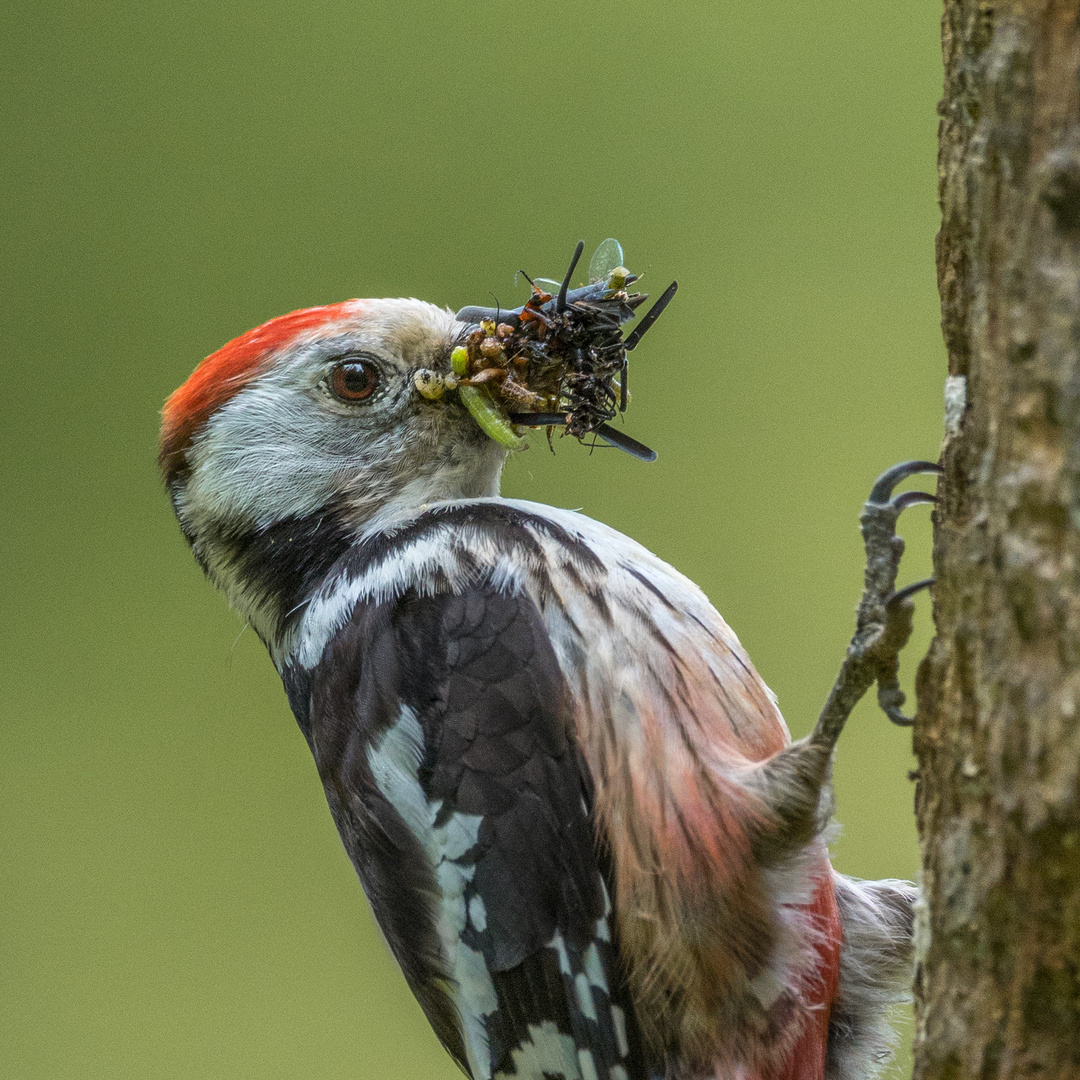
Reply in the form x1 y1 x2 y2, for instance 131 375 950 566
825 875 916 1080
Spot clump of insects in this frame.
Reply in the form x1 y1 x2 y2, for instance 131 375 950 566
414 239 677 461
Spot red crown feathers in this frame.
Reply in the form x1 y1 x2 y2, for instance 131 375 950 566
159 300 364 482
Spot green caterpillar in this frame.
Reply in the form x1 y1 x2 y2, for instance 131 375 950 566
451 346 526 451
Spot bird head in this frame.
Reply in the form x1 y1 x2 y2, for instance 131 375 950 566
160 297 506 647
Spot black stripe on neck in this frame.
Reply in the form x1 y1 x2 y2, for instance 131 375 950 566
211 505 356 635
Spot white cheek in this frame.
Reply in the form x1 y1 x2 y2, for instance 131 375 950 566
184 376 387 525
185 384 352 527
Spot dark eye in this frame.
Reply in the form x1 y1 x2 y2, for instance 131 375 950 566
329 359 379 402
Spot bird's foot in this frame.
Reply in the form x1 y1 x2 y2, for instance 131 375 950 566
812 461 942 747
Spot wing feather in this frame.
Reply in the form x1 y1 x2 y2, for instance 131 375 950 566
298 583 646 1080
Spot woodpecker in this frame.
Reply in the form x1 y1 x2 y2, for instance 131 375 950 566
161 289 934 1080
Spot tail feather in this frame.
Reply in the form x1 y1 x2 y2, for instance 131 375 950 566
825 876 915 1080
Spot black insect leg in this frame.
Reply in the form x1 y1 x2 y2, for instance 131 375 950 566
506 412 568 427
557 241 585 313
622 281 679 352
593 423 657 462
810 460 943 748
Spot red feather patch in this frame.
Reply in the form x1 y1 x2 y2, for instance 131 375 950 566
159 299 364 481
771 870 842 1080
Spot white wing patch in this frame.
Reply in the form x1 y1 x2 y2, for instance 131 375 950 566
577 1049 600 1080
368 707 499 1080
295 527 526 667
367 714 630 1080
493 1020 582 1080
469 894 488 933
582 944 608 994
611 1007 629 1059
574 973 599 1023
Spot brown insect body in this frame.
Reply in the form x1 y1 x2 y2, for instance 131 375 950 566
455 282 647 443
454 243 677 461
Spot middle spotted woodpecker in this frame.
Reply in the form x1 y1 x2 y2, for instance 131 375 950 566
161 262 934 1080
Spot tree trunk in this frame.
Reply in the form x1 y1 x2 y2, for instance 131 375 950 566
914 2 1080 1077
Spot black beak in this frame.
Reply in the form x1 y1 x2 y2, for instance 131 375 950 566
455 278 643 329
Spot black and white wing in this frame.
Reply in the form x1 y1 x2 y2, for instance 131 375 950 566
285 583 645 1080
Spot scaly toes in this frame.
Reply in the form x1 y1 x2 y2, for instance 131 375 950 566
874 577 934 726
857 462 941 630
855 464 940 724
810 470 941 747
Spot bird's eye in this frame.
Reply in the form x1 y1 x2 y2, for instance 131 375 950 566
329 360 379 403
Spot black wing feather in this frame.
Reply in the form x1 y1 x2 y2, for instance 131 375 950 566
291 584 646 1080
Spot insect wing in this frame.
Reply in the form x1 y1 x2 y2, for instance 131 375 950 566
588 238 625 284
531 278 564 293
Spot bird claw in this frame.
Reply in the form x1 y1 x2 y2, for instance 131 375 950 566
866 460 942 504
811 462 941 748
890 490 937 513
852 462 942 724
873 577 935 725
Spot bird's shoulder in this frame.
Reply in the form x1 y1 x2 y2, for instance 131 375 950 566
288 499 777 720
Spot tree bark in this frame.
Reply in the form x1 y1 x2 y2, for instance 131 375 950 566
914 2 1080 1077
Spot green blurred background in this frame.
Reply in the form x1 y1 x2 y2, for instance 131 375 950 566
2 2 944 1077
